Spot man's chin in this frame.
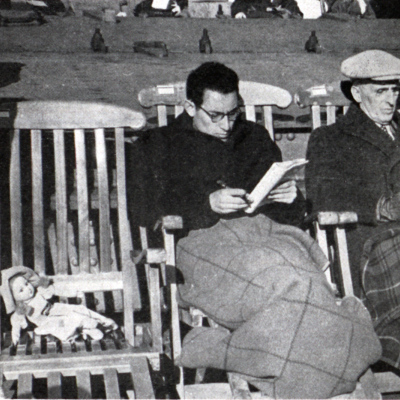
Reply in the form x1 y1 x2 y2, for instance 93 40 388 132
381 111 396 121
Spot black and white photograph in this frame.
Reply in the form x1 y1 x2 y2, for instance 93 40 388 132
1 0 400 398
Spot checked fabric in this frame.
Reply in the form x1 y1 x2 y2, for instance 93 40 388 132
176 215 381 399
362 226 400 369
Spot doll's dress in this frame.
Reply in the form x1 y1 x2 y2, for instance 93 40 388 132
24 286 116 341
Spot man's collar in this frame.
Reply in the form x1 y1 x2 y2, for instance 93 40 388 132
341 103 400 155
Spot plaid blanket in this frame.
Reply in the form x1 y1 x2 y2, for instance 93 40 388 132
176 215 381 399
361 226 400 369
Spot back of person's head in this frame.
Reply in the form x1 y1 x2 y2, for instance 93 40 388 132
186 62 239 107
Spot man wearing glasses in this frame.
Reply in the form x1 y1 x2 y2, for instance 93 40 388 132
128 62 305 235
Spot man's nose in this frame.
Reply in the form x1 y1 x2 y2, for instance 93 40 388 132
386 90 397 105
219 115 231 131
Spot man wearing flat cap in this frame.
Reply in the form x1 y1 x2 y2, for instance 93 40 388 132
306 50 400 370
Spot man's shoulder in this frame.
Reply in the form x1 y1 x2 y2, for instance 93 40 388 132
132 124 173 149
308 106 362 146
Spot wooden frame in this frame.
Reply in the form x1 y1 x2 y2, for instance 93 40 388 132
0 100 165 399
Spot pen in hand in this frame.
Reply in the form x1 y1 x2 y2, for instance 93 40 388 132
216 179 228 189
216 180 252 207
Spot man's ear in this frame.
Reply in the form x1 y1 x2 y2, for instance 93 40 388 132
351 85 362 104
184 100 196 117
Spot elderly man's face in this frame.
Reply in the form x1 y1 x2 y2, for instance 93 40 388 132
351 82 400 125
186 89 240 142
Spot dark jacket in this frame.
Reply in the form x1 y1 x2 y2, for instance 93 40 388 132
305 103 400 295
127 111 305 237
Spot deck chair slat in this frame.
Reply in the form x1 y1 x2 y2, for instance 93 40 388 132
47 371 62 399
157 105 168 127
95 129 112 272
130 358 155 399
148 267 162 353
104 368 120 399
313 221 333 286
334 227 354 296
312 105 322 130
115 128 138 304
115 129 129 227
115 129 139 312
67 222 80 277
10 130 23 266
31 130 45 274
122 259 137 346
17 373 32 399
53 129 69 274
175 105 184 118
245 105 256 123
326 104 336 126
115 129 141 342
74 129 90 274
61 341 72 353
76 369 92 399
263 105 274 141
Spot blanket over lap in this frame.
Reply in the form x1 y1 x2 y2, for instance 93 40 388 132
176 215 381 399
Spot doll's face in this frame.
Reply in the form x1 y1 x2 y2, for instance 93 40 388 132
11 276 35 302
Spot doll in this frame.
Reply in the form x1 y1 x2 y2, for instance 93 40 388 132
0 266 118 345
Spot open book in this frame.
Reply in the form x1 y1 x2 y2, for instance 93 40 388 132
245 158 308 214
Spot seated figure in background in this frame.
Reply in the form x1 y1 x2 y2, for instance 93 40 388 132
127 61 306 238
306 49 400 369
231 0 303 18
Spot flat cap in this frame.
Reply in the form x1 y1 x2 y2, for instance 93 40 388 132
341 50 400 81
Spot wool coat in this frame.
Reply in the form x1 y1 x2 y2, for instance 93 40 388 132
305 103 400 295
126 112 305 238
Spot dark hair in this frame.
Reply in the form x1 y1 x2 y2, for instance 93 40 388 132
186 62 239 107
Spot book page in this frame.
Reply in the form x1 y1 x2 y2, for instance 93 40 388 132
245 158 308 213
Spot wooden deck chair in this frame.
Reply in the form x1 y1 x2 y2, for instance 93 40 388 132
296 81 400 395
138 80 293 141
313 211 400 396
156 213 386 399
0 100 164 399
137 81 292 398
297 80 400 395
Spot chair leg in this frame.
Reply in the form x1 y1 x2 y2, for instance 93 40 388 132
228 373 252 399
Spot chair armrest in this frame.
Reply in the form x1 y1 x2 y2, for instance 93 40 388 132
162 215 183 230
316 211 358 226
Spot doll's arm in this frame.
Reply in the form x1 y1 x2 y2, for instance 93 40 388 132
42 281 84 304
51 281 83 299
38 282 79 299
10 312 28 345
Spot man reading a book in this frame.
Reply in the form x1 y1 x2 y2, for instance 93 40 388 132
127 62 305 236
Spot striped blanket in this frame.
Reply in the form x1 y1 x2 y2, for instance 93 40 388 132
362 226 400 369
176 215 381 399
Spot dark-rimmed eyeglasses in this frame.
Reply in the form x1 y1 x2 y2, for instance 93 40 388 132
199 106 241 123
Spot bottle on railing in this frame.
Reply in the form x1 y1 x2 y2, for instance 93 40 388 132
199 28 213 54
91 28 108 53
305 30 321 53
